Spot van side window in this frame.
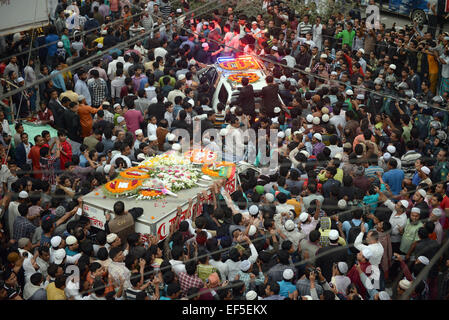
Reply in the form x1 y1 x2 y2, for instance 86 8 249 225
218 84 229 104
206 68 217 84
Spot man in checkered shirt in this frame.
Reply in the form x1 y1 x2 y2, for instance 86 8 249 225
87 69 108 108
178 260 204 297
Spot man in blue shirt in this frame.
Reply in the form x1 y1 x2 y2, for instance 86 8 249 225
277 269 298 298
382 158 404 195
160 283 181 300
180 33 196 52
342 208 370 239
322 166 341 198
50 63 66 94
45 26 59 67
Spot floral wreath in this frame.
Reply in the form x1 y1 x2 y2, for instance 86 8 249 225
227 73 260 83
219 59 258 71
119 167 151 180
103 178 142 197
136 189 164 200
202 161 236 178
184 149 218 164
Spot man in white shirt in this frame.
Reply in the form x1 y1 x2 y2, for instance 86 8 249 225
169 246 187 276
438 48 449 94
19 238 39 283
312 17 323 51
107 52 125 81
107 247 131 288
385 199 409 252
154 40 168 60
429 208 444 244
329 106 346 137
110 144 132 168
224 117 244 162
354 223 385 273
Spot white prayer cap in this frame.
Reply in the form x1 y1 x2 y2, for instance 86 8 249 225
338 199 347 209
417 189 427 198
431 208 442 217
399 200 409 209
328 229 339 241
362 248 373 260
399 279 411 290
337 262 348 274
306 114 314 123
411 207 421 214
299 212 309 222
283 268 294 280
387 145 396 154
417 256 430 265
249 205 259 216
246 290 257 300
240 260 251 271
284 219 295 231
248 225 257 236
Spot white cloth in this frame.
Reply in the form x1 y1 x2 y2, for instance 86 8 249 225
169 259 187 276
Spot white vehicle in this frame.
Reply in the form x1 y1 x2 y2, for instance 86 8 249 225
0 0 49 36
198 55 276 112
82 161 258 242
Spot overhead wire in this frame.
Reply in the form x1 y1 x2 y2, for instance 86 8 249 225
0 0 178 63
0 0 226 102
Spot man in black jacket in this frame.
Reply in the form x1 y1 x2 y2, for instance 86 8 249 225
63 101 82 143
295 44 311 69
48 89 67 130
200 111 216 135
260 76 281 118
147 94 166 122
234 77 255 118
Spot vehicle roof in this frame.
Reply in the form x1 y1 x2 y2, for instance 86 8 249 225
214 55 269 92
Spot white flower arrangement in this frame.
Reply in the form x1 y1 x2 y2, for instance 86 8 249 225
149 165 203 192
140 152 190 168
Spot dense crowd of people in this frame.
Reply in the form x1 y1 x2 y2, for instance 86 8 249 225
0 0 448 301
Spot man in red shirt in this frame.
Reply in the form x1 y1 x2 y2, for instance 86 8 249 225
28 135 44 179
435 182 449 229
57 130 72 170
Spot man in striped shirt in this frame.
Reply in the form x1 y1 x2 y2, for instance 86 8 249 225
159 0 172 19
125 270 151 300
297 14 312 37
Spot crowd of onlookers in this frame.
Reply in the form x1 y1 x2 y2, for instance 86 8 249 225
0 0 448 300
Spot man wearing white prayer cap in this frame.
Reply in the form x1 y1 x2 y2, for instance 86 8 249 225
399 207 423 254
429 208 444 244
